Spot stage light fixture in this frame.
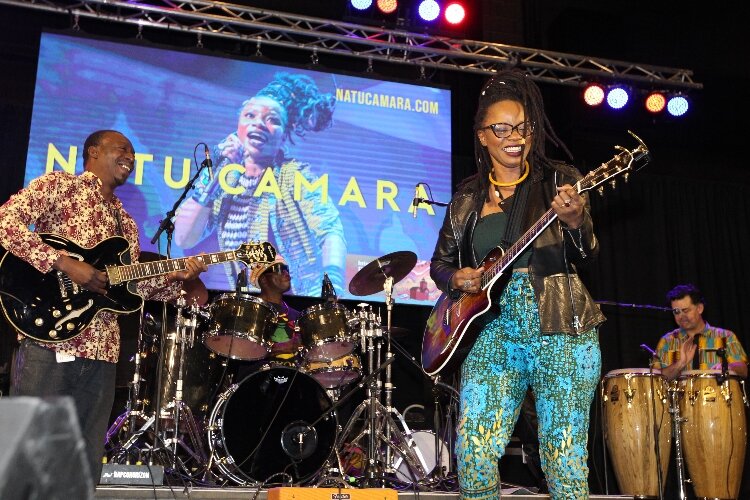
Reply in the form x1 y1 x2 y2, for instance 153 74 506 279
582 83 605 106
418 0 440 21
351 0 373 10
376 0 398 14
606 87 629 110
645 92 667 113
444 2 466 24
667 95 689 117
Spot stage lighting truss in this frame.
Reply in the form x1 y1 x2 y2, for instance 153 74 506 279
0 0 702 94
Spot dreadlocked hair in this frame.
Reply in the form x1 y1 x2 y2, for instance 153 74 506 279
472 69 572 205
248 72 335 145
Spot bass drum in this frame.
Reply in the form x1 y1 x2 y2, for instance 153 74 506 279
208 367 337 485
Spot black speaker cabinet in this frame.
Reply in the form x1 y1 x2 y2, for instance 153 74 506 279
0 396 92 500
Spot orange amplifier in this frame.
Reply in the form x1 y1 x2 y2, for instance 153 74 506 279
268 487 399 500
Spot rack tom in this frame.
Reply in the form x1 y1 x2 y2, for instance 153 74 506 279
203 294 277 360
297 302 355 361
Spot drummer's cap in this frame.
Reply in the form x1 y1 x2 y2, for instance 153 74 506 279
249 254 288 288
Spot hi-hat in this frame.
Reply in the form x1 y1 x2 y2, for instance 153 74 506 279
348 251 417 297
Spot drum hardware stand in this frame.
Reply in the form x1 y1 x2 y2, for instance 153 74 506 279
109 297 210 478
337 283 428 487
667 381 690 500
309 355 401 486
390 338 458 486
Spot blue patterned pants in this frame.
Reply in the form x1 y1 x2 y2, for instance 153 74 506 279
456 273 601 500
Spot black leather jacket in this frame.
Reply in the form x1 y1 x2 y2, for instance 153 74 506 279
430 162 605 335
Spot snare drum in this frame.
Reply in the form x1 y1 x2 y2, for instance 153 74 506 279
601 368 671 498
304 353 361 389
678 370 747 499
204 294 277 360
297 302 355 361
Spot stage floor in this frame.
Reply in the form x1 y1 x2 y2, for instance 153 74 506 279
94 486 632 499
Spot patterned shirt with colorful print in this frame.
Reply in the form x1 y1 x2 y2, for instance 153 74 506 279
653 322 748 373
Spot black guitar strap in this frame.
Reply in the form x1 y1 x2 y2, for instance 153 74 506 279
500 178 531 250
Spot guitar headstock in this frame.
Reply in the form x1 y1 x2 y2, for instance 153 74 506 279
235 241 277 266
579 131 651 196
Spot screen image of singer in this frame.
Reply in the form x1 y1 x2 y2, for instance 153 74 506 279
23 32 452 304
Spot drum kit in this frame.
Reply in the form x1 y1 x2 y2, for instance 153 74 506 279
106 250 455 489
601 365 748 499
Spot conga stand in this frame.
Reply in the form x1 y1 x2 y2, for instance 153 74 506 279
667 380 690 500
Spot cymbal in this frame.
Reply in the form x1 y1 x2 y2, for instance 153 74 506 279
138 251 208 306
348 251 417 297
385 326 411 338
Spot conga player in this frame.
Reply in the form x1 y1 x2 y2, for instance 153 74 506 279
653 283 747 380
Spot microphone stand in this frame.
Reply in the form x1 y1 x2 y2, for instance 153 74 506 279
716 347 729 385
150 151 211 246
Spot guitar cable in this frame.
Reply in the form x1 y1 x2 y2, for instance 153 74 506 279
0 289 31 318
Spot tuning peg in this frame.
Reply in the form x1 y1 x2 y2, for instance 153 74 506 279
624 173 630 183
609 179 617 189
597 186 605 196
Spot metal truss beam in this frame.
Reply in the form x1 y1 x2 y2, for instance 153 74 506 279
0 0 702 91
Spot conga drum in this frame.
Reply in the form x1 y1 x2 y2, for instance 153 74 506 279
678 370 747 499
601 368 671 498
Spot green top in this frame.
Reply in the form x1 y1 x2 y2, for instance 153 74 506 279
472 211 531 269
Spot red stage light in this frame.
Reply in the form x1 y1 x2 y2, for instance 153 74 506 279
444 2 465 24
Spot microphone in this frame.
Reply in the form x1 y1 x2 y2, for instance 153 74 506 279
203 144 214 180
413 183 420 219
640 343 658 358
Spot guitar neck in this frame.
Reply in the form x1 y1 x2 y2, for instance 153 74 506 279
108 250 238 285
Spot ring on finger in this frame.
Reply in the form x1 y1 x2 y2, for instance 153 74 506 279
463 279 471 289
563 199 571 207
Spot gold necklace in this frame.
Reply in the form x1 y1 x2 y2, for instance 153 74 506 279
489 160 530 187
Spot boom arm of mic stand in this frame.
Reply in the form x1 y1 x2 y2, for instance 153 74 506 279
306 355 396 430
150 158 210 245
414 197 449 208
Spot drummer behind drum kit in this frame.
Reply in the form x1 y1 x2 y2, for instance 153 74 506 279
106 249 455 489
601 345 748 499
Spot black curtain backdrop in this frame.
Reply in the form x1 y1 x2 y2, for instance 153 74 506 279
1 3 749 496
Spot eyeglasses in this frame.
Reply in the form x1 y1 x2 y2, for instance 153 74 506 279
479 121 534 139
268 263 289 274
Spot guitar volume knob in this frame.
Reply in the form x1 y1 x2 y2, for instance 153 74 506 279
52 310 62 318
34 318 44 326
